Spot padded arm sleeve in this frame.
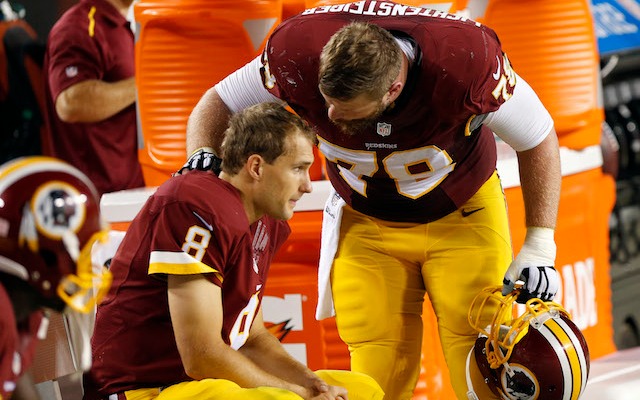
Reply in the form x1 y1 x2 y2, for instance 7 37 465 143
484 73 554 152
214 56 282 113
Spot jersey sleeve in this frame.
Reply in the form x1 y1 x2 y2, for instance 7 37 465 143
260 41 287 100
147 202 230 287
258 18 326 106
46 23 103 99
464 29 516 116
429 25 515 119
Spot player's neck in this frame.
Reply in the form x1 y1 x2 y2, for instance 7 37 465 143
220 172 261 225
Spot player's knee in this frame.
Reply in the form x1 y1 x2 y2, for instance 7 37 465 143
158 379 241 398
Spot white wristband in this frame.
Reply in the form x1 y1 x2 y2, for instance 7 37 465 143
521 227 556 265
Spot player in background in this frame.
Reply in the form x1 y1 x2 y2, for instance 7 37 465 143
181 2 561 399
42 0 143 196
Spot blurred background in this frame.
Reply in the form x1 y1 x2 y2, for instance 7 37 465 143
14 0 74 38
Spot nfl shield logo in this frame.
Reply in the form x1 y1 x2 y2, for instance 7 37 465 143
377 122 392 137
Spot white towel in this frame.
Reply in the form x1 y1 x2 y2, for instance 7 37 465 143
316 188 346 320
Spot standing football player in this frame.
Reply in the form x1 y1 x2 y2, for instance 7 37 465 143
182 2 561 399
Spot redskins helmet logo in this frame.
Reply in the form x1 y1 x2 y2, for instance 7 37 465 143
32 181 86 239
501 364 540 399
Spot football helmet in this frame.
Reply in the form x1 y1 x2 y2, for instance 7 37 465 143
467 286 590 400
0 156 112 313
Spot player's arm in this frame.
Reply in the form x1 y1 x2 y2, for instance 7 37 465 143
55 77 136 123
185 87 232 156
484 74 561 302
185 55 282 157
516 127 561 229
168 274 325 399
484 73 561 229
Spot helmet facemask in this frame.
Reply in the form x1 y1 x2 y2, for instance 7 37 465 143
57 230 113 314
58 229 113 372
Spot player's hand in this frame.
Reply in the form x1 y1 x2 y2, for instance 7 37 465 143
306 378 348 400
502 227 559 303
308 386 348 400
174 147 222 176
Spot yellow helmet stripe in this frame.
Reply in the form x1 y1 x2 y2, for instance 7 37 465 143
539 317 584 400
556 316 590 396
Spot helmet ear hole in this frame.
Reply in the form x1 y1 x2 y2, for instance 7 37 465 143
40 249 57 267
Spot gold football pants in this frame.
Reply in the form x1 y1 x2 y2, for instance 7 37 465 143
331 172 511 400
118 370 383 399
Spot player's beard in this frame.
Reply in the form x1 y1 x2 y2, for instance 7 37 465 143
332 100 387 136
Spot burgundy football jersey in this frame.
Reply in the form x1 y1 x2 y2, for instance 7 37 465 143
87 171 290 396
261 0 515 222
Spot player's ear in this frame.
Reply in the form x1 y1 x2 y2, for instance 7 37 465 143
246 154 265 180
386 80 404 103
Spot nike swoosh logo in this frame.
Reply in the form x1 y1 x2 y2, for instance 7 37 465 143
192 211 213 231
461 207 485 217
492 55 501 80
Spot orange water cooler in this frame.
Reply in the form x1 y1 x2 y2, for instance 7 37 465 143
483 0 615 357
134 0 283 187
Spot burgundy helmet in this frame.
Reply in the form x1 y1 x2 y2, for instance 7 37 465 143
0 156 112 312
468 286 590 400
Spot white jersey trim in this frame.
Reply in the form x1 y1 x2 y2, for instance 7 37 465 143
484 73 555 152
214 55 280 113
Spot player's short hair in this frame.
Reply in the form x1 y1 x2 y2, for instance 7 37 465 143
221 102 316 174
319 22 402 101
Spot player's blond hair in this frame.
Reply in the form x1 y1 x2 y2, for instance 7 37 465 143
319 22 402 101
221 102 316 174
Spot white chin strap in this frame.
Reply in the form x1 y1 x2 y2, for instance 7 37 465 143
62 230 81 262
64 309 94 371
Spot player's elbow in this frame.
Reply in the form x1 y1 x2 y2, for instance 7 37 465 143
178 341 228 380
180 348 206 379
182 360 208 381
181 355 220 381
55 92 82 123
